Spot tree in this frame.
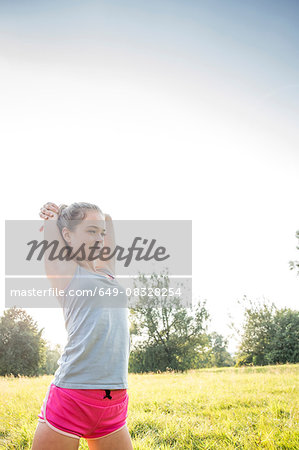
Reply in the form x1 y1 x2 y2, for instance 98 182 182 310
0 307 47 376
233 296 276 366
289 228 299 276
208 332 234 367
233 296 299 366
128 271 210 373
267 308 299 364
40 343 63 375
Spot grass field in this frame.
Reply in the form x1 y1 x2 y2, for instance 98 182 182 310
0 364 298 449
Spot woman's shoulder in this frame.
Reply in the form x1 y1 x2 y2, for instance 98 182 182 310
95 267 115 279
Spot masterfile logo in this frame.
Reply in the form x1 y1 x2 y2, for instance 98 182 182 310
5 220 192 308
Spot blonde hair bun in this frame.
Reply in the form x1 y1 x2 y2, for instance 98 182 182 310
58 204 68 215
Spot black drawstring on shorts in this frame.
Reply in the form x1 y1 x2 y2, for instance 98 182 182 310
103 389 112 399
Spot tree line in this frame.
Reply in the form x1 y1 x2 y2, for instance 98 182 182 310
0 270 298 377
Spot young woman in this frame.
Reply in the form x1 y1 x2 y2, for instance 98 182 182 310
31 202 133 450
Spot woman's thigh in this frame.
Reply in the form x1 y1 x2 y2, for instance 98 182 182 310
31 421 80 450
86 424 133 450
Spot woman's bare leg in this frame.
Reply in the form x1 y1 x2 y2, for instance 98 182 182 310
86 424 133 450
31 421 80 450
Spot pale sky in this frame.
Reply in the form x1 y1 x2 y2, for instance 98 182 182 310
0 0 298 355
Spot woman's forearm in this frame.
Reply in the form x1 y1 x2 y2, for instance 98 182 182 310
95 213 116 273
43 217 67 273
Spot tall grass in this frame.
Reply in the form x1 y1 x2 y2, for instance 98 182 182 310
0 364 298 449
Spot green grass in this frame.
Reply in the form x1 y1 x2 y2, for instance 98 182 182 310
0 364 298 449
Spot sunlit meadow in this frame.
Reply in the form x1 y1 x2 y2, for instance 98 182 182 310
0 364 298 449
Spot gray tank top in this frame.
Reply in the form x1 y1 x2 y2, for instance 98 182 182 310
52 264 131 389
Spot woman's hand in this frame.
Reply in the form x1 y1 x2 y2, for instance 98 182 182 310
39 202 59 232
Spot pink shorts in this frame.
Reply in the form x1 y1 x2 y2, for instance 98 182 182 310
37 383 129 440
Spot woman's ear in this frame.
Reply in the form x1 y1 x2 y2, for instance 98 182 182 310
62 227 72 246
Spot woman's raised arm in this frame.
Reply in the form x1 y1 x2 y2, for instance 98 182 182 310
95 213 116 276
39 202 76 288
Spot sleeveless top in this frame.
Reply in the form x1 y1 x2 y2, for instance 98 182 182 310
52 264 131 389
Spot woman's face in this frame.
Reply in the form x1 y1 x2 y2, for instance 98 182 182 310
63 210 106 260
